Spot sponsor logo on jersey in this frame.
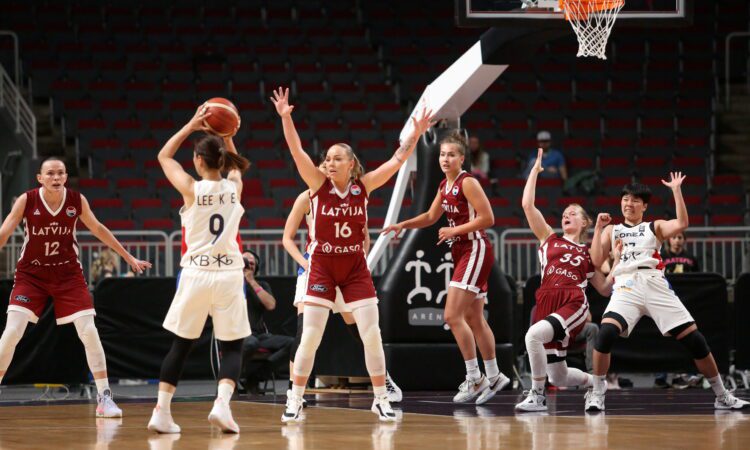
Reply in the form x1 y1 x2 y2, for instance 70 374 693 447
350 184 361 196
65 206 77 217
188 254 236 267
451 186 459 196
14 294 30 303
33 209 41 216
322 242 333 253
320 242 362 254
310 284 328 293
546 264 580 281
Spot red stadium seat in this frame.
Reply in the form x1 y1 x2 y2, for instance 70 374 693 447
103 219 136 230
494 216 522 227
143 219 175 230
256 217 287 228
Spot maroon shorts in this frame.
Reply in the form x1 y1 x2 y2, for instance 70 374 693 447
304 252 378 310
8 263 94 324
532 287 589 357
449 238 493 298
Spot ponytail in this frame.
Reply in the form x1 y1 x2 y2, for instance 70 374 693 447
220 147 251 173
195 134 251 174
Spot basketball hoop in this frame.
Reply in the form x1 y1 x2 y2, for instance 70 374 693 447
560 0 624 59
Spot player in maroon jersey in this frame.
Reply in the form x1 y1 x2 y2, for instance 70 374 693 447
0 157 151 417
382 131 511 405
272 87 433 422
515 148 614 411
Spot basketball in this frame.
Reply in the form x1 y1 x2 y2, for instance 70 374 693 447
202 98 240 137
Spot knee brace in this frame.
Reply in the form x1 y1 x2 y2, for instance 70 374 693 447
218 339 244 384
359 322 383 351
0 312 28 372
160 336 197 386
293 307 328 377
290 313 303 364
594 323 621 354
678 330 711 360
73 315 107 373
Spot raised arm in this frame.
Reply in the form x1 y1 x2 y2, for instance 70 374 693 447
590 214 613 269
158 106 209 198
282 191 311 270
381 189 444 236
271 87 326 192
522 148 554 244
0 194 27 249
590 238 622 296
437 177 494 245
78 195 152 274
360 108 435 194
654 172 689 241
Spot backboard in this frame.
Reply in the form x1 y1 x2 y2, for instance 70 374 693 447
455 0 693 27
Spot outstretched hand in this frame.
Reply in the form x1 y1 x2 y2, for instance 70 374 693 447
531 148 545 174
409 107 436 138
127 256 152 274
661 171 686 190
270 87 295 117
381 223 404 236
187 104 212 132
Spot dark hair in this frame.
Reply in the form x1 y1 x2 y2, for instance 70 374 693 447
38 157 66 173
243 249 261 275
440 131 468 156
621 183 652 204
469 136 484 166
194 135 251 174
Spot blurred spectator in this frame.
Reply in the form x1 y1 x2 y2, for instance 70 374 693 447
660 232 700 273
91 249 119 284
469 136 490 182
241 250 293 391
523 130 568 181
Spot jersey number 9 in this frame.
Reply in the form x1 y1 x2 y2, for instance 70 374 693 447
209 214 224 244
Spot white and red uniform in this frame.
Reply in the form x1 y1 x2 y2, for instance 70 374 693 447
606 221 693 336
304 179 377 310
534 234 594 357
440 171 493 297
164 179 250 341
8 187 93 324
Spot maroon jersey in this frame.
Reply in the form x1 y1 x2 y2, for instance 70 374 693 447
439 171 487 243
538 234 594 289
17 188 82 269
309 178 368 256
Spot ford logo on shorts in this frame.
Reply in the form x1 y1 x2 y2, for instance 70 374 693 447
310 284 328 293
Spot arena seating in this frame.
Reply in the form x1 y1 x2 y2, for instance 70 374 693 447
0 1 746 230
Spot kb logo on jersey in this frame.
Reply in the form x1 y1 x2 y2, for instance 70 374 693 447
66 206 77 217
350 184 361 196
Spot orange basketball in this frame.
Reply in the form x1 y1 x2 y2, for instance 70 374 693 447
202 97 240 137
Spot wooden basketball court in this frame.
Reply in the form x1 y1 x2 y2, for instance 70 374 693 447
1 389 748 449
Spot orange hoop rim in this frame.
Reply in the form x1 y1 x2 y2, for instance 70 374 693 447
559 0 625 21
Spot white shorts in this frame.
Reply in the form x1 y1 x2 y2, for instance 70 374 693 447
164 268 251 341
293 270 350 314
605 270 694 337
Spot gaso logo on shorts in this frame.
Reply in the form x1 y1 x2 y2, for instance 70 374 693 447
350 184 361 196
14 295 31 303
66 206 77 217
310 284 328 293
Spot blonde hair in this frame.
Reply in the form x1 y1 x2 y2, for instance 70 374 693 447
567 203 592 243
331 143 364 181
439 131 468 156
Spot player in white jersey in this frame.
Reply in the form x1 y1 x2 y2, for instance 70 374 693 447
587 173 749 412
147 106 253 434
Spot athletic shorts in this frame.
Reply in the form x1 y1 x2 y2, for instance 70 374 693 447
449 238 493 298
304 252 377 310
293 253 350 314
605 270 694 337
8 263 94 324
533 287 589 357
164 268 250 341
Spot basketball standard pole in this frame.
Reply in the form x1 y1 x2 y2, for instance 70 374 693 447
367 27 567 270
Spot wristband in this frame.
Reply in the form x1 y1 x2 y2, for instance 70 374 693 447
254 286 264 294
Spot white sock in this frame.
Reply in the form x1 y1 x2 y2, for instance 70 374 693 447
465 358 481 381
593 375 607 394
484 358 500 379
708 375 726 396
217 382 234 403
373 385 387 398
95 378 110 395
157 390 174 413
532 378 546 393
291 384 305 398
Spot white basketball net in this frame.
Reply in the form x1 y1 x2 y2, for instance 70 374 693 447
560 0 625 59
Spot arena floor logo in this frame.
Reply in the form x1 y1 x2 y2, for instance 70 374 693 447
405 249 454 327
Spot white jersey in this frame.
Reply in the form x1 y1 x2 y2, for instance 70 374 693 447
180 179 244 271
611 221 665 276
